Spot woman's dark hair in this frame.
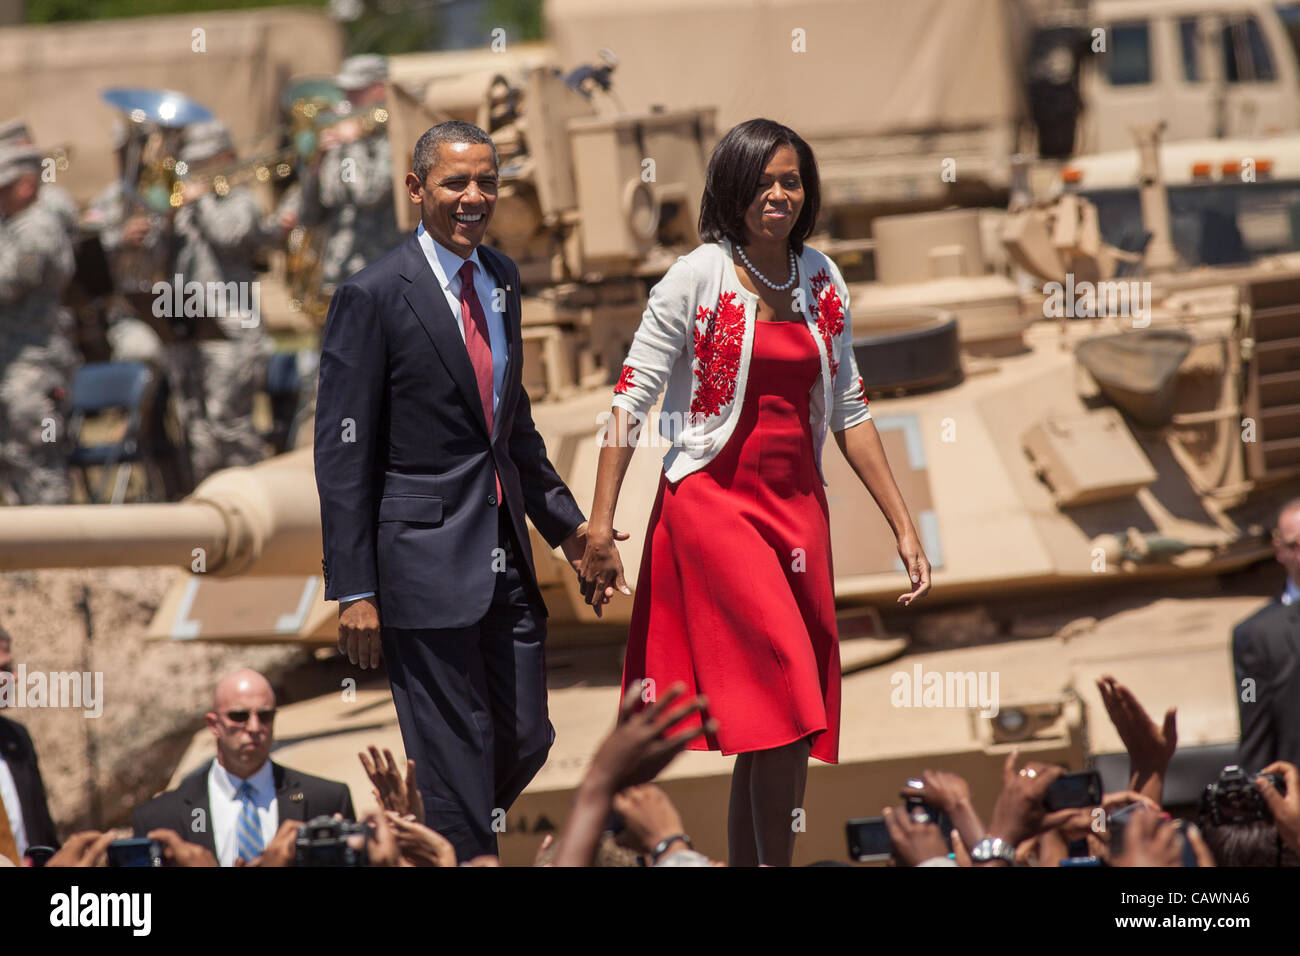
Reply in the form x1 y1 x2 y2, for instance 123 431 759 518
698 118 820 254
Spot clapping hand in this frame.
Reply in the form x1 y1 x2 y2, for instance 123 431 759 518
385 812 458 867
1097 675 1176 800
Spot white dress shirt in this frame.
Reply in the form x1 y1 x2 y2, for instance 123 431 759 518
340 225 510 605
0 753 28 855
1283 577 1299 606
208 758 278 867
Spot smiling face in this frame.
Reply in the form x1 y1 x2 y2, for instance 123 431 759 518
741 144 804 246
406 141 498 258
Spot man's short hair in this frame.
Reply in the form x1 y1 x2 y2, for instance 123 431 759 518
1275 497 1300 533
413 121 498 185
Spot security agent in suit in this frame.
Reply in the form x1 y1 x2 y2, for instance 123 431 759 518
132 669 353 865
0 630 60 859
314 120 624 861
1234 497 1300 772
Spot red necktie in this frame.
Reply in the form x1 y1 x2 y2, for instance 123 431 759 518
458 260 501 505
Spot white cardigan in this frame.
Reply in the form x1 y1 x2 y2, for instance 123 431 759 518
610 239 872 484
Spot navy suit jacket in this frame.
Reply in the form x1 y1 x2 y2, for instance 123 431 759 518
0 715 59 851
314 231 585 629
1233 597 1300 772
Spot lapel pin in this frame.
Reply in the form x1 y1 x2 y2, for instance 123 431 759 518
290 792 304 802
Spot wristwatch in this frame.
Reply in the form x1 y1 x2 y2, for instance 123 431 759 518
969 836 1016 864
650 833 693 863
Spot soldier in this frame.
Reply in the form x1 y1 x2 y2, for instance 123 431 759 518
80 118 168 365
0 143 76 505
298 54 403 297
165 119 274 484
0 119 78 242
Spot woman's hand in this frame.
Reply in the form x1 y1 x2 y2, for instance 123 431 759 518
896 529 931 606
575 522 631 612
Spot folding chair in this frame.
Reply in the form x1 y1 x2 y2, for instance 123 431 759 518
66 361 157 504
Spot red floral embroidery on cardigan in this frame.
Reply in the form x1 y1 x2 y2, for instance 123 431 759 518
809 268 845 379
689 290 746 421
858 375 870 407
613 364 636 395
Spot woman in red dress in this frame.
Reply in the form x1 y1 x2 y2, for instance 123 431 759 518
579 119 931 866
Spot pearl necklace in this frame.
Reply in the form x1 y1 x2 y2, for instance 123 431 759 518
736 243 797 291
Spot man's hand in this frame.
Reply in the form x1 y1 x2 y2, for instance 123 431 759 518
385 812 457 867
122 216 151 248
896 529 931 606
984 749 1066 853
338 596 382 669
1257 761 1300 856
1110 806 1196 867
612 783 687 858
882 806 950 866
238 819 300 867
147 829 218 867
45 831 115 868
566 520 631 618
359 746 423 820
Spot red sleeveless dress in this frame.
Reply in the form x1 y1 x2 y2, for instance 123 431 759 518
621 319 841 763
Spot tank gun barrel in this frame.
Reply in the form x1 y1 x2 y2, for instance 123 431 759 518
0 449 321 577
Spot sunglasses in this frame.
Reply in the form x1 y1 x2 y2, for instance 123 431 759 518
223 709 276 725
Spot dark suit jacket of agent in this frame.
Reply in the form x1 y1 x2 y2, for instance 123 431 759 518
1233 598 1300 772
0 714 59 850
131 760 354 850
313 232 584 628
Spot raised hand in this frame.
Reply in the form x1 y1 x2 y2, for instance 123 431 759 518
1097 675 1176 801
359 746 423 820
386 812 458 867
590 682 716 793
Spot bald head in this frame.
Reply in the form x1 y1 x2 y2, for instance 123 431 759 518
1274 497 1300 592
207 669 276 779
213 668 275 713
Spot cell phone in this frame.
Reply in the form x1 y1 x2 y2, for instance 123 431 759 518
107 838 164 868
1044 769 1103 811
25 845 56 867
846 816 892 863
1058 855 1103 866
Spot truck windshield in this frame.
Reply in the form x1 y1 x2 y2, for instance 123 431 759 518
1278 3 1300 79
1083 181 1300 266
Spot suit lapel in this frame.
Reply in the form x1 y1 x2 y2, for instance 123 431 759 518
274 762 308 824
180 766 216 855
399 234 491 436
478 244 520 440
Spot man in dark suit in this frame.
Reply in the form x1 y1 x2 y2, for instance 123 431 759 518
314 121 622 861
1234 497 1300 772
0 628 59 860
133 669 353 865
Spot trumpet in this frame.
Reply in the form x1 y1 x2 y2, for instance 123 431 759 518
171 146 299 205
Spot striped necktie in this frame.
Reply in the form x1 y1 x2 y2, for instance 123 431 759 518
235 781 264 862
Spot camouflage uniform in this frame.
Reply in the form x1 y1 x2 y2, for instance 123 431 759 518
83 178 165 364
167 183 275 484
0 188 76 505
300 128 402 289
